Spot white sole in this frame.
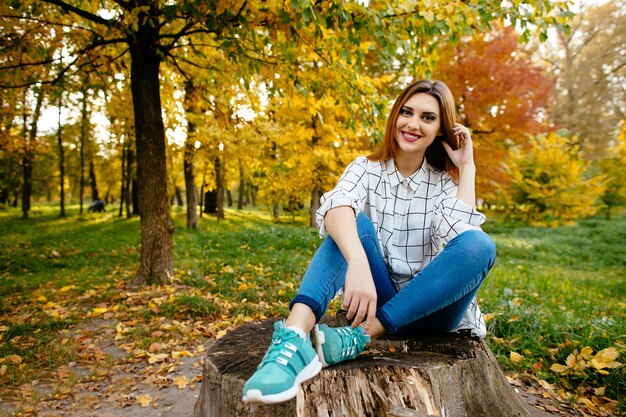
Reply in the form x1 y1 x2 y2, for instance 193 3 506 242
242 354 323 403
313 325 330 368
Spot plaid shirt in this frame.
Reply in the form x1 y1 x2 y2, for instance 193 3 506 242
316 156 488 337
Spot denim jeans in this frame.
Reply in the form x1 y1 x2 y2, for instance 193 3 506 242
290 213 496 335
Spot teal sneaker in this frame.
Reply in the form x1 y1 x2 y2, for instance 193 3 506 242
313 324 370 367
242 321 322 403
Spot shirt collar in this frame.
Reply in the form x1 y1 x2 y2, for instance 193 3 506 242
383 157 429 191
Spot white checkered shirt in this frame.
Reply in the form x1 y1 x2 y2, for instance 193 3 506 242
316 156 488 337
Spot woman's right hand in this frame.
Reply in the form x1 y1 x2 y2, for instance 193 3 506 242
343 257 377 329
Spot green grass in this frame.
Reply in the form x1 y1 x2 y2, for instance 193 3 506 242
0 203 624 413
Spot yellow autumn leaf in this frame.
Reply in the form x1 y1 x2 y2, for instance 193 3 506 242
510 351 523 363
136 394 151 407
580 346 593 357
91 307 108 317
550 363 569 373
171 350 193 359
59 285 76 293
594 347 619 363
147 353 169 364
173 375 189 389
237 283 248 291
36 295 47 302
7 354 22 365
0 365 6 375
594 386 606 396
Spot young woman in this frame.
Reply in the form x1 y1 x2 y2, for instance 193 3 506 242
242 79 496 404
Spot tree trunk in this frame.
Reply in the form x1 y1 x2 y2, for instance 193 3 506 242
119 143 126 217
174 186 184 207
194 317 544 417
215 156 224 219
57 93 66 217
21 88 45 220
184 139 198 228
183 81 199 229
79 82 89 214
129 29 174 285
310 188 321 228
89 160 99 201
237 160 245 210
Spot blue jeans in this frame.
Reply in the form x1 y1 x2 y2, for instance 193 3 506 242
290 213 496 334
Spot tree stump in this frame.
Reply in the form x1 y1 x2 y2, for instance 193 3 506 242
193 317 539 417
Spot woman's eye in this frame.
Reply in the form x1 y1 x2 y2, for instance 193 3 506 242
423 115 435 121
399 108 412 116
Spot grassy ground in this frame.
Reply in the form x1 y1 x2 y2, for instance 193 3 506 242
0 204 624 415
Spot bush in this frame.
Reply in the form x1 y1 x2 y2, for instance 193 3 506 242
499 132 605 225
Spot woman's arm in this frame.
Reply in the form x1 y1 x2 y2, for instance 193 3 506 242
324 206 377 329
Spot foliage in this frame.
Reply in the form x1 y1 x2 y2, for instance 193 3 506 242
547 0 626 159
500 131 605 225
435 26 554 203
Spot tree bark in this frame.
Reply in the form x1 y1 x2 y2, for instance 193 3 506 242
119 143 126 217
183 81 199 229
129 25 174 285
79 82 89 214
194 318 542 417
89 160 99 201
57 93 66 217
215 156 224 219
237 159 245 210
21 88 45 220
310 188 321 228
184 139 198 228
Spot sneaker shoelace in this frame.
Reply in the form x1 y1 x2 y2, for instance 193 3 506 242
260 329 300 372
335 327 368 360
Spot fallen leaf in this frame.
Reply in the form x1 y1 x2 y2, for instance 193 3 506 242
7 354 22 364
510 351 523 363
91 307 109 317
136 394 151 407
173 375 189 389
172 350 193 359
550 363 568 373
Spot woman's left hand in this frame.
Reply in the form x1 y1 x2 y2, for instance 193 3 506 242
442 123 474 168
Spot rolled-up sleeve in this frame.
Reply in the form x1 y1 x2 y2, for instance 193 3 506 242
432 177 486 246
316 156 369 237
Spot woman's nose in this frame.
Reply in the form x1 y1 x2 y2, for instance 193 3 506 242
406 117 419 130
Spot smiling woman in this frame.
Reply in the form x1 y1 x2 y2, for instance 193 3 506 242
241 79 497 405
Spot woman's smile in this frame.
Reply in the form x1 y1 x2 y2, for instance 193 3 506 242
400 131 422 143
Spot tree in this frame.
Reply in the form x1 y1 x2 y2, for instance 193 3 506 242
548 0 626 159
1 0 570 283
435 27 554 203
500 131 605 225
598 121 626 219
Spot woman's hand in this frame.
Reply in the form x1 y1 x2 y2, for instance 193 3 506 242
343 258 377 329
443 123 475 168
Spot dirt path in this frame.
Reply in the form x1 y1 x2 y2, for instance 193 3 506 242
0 319 213 417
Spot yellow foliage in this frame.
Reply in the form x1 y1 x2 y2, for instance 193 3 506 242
500 132 605 225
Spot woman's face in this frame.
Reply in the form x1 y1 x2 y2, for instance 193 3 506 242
394 93 442 160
